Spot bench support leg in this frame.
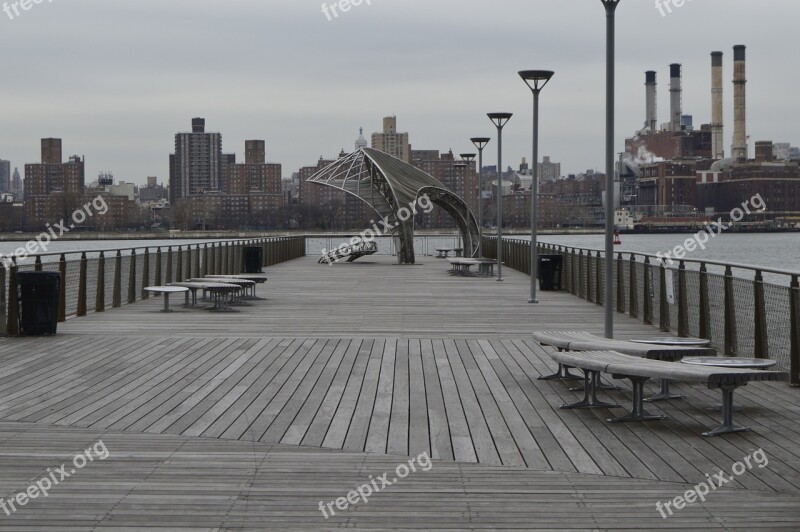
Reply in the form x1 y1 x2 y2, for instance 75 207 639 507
608 376 666 423
702 385 750 437
561 371 621 410
539 363 581 381
644 378 683 402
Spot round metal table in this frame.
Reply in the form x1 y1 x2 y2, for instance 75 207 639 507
144 286 189 313
680 357 777 369
630 337 711 346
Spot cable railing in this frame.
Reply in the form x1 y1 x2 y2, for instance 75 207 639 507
1 236 305 336
482 236 800 385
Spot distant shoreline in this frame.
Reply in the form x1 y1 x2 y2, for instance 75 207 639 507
0 229 605 242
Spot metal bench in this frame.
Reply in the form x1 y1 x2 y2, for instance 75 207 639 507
546 349 785 436
447 258 481 275
533 330 715 400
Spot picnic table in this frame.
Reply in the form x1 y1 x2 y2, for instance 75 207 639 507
434 248 454 258
143 286 189 313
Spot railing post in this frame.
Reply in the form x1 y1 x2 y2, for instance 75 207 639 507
77 252 88 317
678 260 688 337
616 253 624 313
58 254 67 321
128 250 137 304
595 251 602 306
221 244 228 275
96 251 105 312
142 248 150 299
753 270 768 359
7 262 19 336
659 261 669 332
699 262 710 340
629 254 637 318
204 244 211 276
166 247 173 284
176 246 183 282
643 256 652 325
113 251 122 308
0 261 6 336
155 248 162 288
789 275 800 386
35 256 42 272
723 265 737 356
194 245 200 279
584 250 592 302
216 243 223 274
571 249 578 296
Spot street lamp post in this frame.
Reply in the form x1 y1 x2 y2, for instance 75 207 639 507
487 113 512 282
470 138 490 257
453 160 468 252
519 70 554 304
602 0 620 338
459 152 476 255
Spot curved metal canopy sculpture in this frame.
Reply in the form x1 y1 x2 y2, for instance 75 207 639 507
307 148 479 264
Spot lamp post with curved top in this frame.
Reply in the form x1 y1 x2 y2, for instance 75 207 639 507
460 152 477 255
487 113 512 282
519 69 554 304
470 138 490 257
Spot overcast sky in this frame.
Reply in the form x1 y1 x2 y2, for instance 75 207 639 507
1 0 798 186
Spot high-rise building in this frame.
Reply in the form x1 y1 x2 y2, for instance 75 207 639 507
41 138 62 165
371 116 410 163
355 128 368 150
227 140 282 196
169 118 223 203
0 159 10 193
538 156 562 182
24 140 85 198
11 168 22 199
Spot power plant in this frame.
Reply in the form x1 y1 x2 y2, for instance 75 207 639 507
621 44 800 230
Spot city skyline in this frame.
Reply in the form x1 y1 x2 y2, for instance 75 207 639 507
1 0 799 185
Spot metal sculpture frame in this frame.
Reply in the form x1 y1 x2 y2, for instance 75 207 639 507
307 148 479 264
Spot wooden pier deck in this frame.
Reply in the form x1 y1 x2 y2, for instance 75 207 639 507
1 255 799 529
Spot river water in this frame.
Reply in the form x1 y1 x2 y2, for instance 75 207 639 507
2 233 799 284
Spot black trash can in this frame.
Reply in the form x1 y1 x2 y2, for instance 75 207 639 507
538 254 563 291
242 246 264 273
17 271 60 336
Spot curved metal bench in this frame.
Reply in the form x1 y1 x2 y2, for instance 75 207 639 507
533 330 716 400
547 349 786 436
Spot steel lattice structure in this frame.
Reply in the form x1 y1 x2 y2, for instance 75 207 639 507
307 148 479 264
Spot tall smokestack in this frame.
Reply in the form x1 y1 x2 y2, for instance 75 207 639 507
645 71 657 131
731 45 748 160
711 52 724 159
669 64 682 132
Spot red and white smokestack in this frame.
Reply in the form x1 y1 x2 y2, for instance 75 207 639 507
732 45 748 160
669 63 682 132
711 52 724 159
645 71 657 131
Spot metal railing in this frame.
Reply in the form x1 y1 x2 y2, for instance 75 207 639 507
1 236 305 336
483 236 800 385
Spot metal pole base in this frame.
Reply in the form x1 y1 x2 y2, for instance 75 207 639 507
538 364 581 381
609 377 666 423
644 379 683 402
528 299 539 304
560 371 621 410
702 386 750 437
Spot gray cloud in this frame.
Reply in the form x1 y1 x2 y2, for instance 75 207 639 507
1 0 798 185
